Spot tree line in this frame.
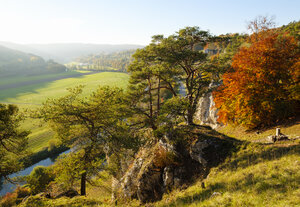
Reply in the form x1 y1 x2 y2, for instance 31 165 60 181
70 50 135 72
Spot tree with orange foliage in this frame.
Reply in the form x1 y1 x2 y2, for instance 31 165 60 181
214 30 299 128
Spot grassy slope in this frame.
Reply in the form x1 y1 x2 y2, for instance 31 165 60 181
218 121 300 142
0 72 128 104
0 71 82 87
152 124 300 207
17 123 300 207
155 142 300 207
0 72 129 152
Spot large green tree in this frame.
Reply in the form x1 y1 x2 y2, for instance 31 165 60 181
39 86 135 195
128 27 217 126
0 104 29 179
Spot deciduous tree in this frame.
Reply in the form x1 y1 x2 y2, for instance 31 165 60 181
214 30 299 128
0 104 29 179
39 86 135 195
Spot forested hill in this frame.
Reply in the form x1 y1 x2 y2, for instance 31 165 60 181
0 45 66 76
0 42 143 63
71 50 135 72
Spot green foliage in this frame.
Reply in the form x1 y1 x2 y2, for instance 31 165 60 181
15 186 31 198
39 85 137 194
46 59 66 73
47 139 60 152
0 104 29 178
0 45 65 76
128 26 218 129
73 50 135 72
52 153 85 191
155 96 188 139
26 166 55 194
281 20 300 40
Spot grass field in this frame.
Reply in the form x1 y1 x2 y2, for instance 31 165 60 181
0 71 84 87
0 71 128 104
217 121 300 142
0 71 129 152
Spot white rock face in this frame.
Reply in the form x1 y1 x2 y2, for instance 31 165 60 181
195 84 220 129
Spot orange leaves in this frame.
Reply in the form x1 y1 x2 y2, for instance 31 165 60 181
214 30 299 129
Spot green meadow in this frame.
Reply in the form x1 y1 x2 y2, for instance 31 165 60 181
0 71 129 152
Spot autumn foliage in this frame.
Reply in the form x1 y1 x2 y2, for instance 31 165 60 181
214 30 299 128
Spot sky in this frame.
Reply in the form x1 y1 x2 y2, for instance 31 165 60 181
0 0 299 45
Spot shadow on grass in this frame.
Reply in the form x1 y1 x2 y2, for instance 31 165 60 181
221 143 300 171
246 116 300 134
163 171 300 207
161 143 300 206
0 71 98 103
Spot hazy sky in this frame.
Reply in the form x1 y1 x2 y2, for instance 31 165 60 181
0 0 299 45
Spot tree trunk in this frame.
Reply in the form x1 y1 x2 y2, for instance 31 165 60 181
157 78 161 113
80 172 87 196
187 110 194 125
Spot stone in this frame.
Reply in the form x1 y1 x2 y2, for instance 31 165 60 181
267 135 276 143
163 167 174 190
211 192 221 197
276 134 289 141
173 167 186 188
195 82 221 129
118 126 234 204
190 140 209 166
121 157 143 198
137 166 163 203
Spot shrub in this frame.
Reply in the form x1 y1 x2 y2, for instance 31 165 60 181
15 186 31 198
0 192 18 207
26 166 55 194
153 146 178 168
47 139 59 152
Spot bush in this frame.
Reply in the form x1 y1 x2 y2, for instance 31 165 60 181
15 186 31 198
26 166 55 194
0 192 18 207
47 139 59 152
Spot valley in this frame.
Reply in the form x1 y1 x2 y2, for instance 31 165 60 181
0 3 299 205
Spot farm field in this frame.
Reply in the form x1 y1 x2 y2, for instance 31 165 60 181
0 71 129 152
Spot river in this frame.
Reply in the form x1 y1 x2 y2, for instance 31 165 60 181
0 149 70 196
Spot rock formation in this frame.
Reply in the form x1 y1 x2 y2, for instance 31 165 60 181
117 126 234 203
195 82 221 129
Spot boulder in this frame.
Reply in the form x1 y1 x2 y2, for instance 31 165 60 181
118 126 234 203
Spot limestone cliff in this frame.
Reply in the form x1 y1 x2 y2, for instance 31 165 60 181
116 126 235 203
195 83 221 129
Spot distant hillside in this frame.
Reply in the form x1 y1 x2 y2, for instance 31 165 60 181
0 42 143 63
0 45 66 77
70 50 135 72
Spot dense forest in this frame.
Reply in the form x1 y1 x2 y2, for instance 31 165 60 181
71 50 135 72
0 45 66 76
0 18 299 206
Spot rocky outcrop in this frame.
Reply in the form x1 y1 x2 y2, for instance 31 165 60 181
195 82 220 129
118 126 234 203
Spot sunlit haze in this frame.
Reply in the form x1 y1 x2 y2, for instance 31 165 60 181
0 0 299 45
